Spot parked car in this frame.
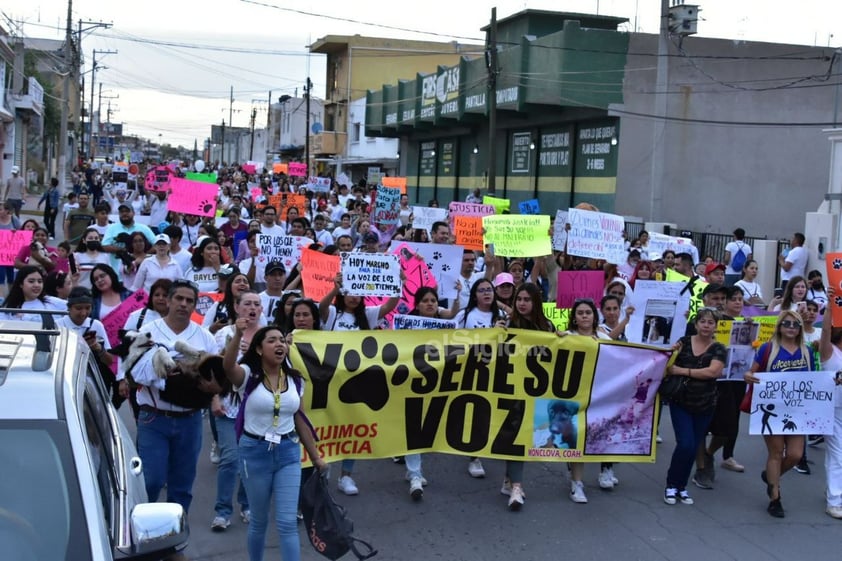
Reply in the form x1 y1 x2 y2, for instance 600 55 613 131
0 315 188 560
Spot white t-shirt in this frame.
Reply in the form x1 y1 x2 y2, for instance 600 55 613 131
735 279 763 302
452 308 498 329
1 296 67 322
238 363 300 436
185 266 219 293
782 246 808 281
260 224 286 237
260 291 285 323
724 241 752 275
457 272 487 309
803 327 822 345
73 251 111 289
123 308 163 332
324 305 381 331
55 316 111 349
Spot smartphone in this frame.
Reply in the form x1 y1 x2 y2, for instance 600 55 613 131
68 253 77 275
773 288 783 298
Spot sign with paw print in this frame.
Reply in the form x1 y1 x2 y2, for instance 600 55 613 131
168 177 219 217
826 252 842 327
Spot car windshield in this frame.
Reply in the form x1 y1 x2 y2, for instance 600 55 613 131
0 422 91 560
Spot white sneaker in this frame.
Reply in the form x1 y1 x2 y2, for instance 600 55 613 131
508 485 525 511
656 434 663 444
338 475 359 496
211 516 230 531
500 477 512 496
570 480 588 503
827 505 842 519
409 476 424 501
210 441 220 465
240 509 250 524
404 472 428 486
468 458 486 478
598 468 615 490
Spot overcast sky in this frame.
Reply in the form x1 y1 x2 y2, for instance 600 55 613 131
3 0 842 148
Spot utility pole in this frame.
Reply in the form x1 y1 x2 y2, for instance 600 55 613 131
249 107 257 160
229 86 234 164
648 0 670 221
486 7 498 195
304 77 312 176
56 0 73 190
88 47 116 159
220 119 226 166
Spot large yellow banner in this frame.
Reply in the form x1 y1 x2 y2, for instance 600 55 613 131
289 328 671 463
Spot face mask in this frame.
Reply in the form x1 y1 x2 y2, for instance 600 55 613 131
811 280 823 289
85 241 102 251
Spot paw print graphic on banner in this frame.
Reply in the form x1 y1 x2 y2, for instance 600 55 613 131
199 199 214 214
833 258 842 270
338 336 408 411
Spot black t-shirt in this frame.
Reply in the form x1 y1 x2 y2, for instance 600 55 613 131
674 335 727 371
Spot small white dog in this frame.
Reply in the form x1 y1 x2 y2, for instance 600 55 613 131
121 330 175 380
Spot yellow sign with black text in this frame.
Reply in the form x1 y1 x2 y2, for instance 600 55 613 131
290 329 670 463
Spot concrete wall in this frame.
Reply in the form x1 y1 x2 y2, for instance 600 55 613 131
615 33 836 239
346 97 398 160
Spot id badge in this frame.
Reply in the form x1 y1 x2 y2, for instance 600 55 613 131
264 432 281 444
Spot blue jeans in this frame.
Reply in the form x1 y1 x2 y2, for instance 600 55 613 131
239 434 301 561
136 409 203 513
405 454 423 479
666 403 714 489
215 416 248 518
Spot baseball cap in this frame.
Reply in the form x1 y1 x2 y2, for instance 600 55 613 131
265 260 286 275
154 233 171 245
10 166 19 174
702 283 727 297
494 272 515 287
117 203 132 212
649 252 664 262
704 262 726 276
363 232 379 244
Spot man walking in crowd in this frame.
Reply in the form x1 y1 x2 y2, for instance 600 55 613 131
723 228 752 286
2 165 26 217
779 232 807 290
64 191 96 245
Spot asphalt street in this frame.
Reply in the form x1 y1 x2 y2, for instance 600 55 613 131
117 403 841 561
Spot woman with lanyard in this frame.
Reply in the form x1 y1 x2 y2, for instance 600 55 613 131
186 236 223 293
662 307 726 507
734 259 765 308
501 283 555 510
744 310 817 517
596 294 635 489
453 279 509 479
222 324 325 561
209 289 263 532
561 299 612 504
73 227 110 290
318 272 400 495
1 265 67 322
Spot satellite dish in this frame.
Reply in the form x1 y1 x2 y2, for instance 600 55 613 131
194 160 206 172
311 122 323 134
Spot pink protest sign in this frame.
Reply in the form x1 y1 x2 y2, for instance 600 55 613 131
365 245 436 327
556 270 604 309
145 166 173 192
288 162 307 177
448 201 496 216
0 230 33 266
168 177 219 217
101 290 148 347
242 163 256 175
250 187 262 201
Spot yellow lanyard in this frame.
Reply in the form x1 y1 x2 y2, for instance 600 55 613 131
265 374 283 427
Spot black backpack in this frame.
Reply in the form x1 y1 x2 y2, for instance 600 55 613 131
300 472 377 560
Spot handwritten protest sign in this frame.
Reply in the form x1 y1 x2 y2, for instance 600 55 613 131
257 234 310 273
557 270 604 309
381 177 407 194
168 177 218 217
552 209 569 251
543 303 570 331
273 162 288 174
647 232 695 257
368 168 383 185
301 248 340 302
336 172 350 187
250 187 263 201
308 177 332 193
566 208 626 264
185 172 217 184
748 371 836 435
365 246 438 328
101 290 147 347
483 195 510 214
0 230 33 266
411 206 447 233
341 252 401 297
268 193 308 221
453 215 484 250
393 314 457 330
518 199 540 215
242 163 256 175
482 215 551 257
373 186 401 225
448 201 495 217
827 252 842 327
288 162 307 177
145 165 173 192
389 241 461 300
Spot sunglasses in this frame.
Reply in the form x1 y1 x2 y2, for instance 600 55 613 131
780 320 802 329
574 298 595 305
